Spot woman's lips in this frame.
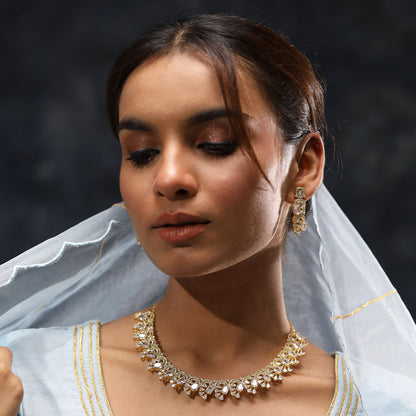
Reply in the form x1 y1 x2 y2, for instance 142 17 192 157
155 223 208 243
152 212 210 243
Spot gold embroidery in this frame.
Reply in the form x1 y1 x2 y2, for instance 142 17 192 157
327 355 339 415
93 240 106 266
33 300 51 315
343 376 354 415
334 290 397 322
74 326 91 416
80 326 97 416
92 202 127 265
112 203 126 210
97 322 114 415
89 323 106 416
336 357 348 416
351 394 360 415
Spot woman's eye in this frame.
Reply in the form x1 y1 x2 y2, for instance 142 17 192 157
127 148 159 168
197 140 237 157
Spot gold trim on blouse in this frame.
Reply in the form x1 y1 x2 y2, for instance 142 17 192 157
327 355 362 415
97 322 114 415
73 323 113 416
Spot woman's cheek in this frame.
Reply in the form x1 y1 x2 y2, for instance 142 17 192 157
211 164 260 205
120 171 147 232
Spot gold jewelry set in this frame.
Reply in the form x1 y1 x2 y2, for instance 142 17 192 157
132 187 308 401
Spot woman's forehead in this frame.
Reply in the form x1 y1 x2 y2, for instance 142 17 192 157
120 52 273 121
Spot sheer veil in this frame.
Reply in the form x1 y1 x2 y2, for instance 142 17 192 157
1 185 415 411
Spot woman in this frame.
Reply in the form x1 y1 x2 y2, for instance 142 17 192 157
1 14 415 415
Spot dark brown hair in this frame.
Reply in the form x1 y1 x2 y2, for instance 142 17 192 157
107 14 325 183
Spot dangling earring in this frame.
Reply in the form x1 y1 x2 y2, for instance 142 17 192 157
292 186 308 236
136 239 144 250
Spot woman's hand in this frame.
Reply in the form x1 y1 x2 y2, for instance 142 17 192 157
0 347 23 416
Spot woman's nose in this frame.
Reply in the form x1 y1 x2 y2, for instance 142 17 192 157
152 150 198 200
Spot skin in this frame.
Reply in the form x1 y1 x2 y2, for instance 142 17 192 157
100 52 334 416
0 347 23 416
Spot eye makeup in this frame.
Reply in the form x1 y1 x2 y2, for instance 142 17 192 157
196 141 237 157
127 148 160 168
119 113 243 168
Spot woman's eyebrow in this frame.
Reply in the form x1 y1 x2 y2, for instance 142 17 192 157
117 109 252 134
117 118 153 134
186 108 252 126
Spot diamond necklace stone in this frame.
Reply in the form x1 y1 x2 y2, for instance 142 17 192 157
133 307 307 401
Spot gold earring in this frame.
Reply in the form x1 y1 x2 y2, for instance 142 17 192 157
292 187 307 236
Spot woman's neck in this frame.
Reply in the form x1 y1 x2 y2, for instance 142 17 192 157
154 246 290 379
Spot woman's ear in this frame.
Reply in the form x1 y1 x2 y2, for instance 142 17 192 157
285 132 325 203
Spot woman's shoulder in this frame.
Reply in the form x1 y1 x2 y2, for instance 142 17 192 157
331 353 416 415
0 321 95 358
0 321 112 416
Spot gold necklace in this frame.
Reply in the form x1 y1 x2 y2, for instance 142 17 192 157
133 307 307 401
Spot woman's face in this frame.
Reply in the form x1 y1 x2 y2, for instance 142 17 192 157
118 52 294 277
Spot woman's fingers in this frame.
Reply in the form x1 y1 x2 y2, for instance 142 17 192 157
0 347 23 416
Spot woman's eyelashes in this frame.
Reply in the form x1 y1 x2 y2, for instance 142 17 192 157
196 140 237 157
126 139 238 168
127 148 160 168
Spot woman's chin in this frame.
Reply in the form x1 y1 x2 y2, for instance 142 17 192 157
147 252 230 279
154 262 219 279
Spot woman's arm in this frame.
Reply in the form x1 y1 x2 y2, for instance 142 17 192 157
0 347 23 416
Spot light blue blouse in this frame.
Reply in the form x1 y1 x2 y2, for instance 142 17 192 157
1 321 370 416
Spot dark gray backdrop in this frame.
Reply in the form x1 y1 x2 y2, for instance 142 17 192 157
1 0 415 317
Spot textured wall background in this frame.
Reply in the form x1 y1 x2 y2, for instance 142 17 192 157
1 0 415 317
